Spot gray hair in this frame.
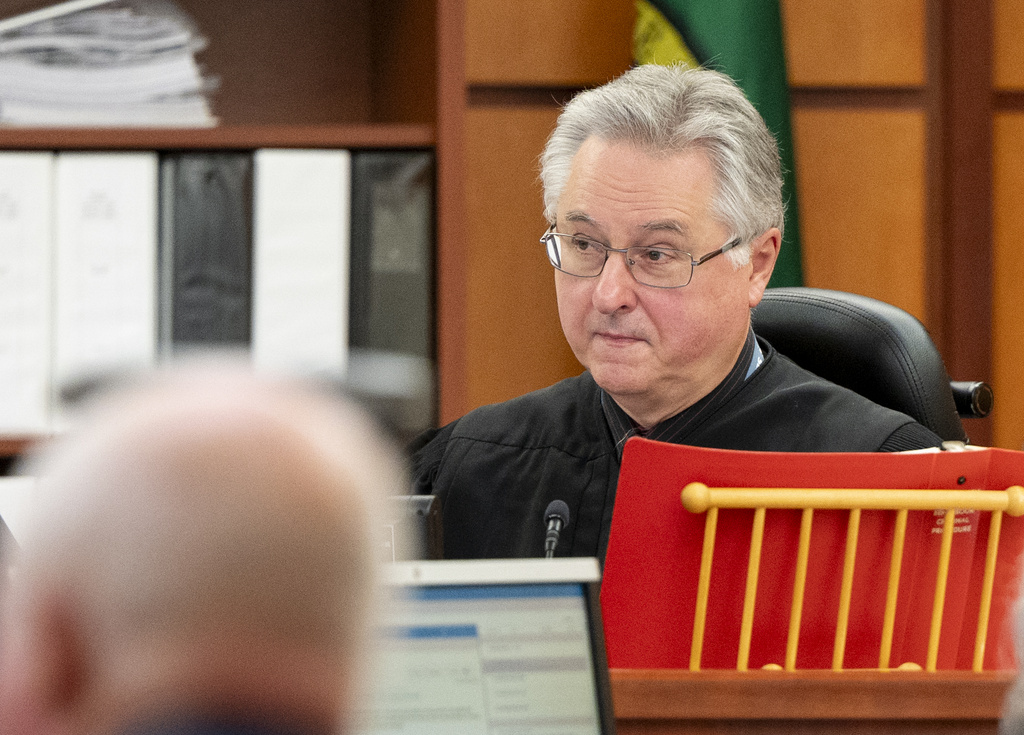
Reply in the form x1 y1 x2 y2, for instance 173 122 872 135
539 64 785 266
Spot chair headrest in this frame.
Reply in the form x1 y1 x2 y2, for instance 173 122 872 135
751 288 966 442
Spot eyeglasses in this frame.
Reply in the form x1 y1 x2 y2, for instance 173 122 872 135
540 227 742 289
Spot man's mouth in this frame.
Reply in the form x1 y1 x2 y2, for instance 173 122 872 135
595 331 645 345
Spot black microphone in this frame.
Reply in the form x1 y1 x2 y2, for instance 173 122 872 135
544 500 570 559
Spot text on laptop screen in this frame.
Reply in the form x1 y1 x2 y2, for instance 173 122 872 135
357 580 604 735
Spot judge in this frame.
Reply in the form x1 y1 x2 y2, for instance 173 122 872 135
412 64 941 561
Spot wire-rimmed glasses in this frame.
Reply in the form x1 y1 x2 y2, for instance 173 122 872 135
540 227 741 289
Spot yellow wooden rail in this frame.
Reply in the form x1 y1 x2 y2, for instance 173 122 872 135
680 483 1024 673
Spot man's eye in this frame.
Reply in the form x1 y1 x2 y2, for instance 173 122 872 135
636 247 678 264
571 237 597 252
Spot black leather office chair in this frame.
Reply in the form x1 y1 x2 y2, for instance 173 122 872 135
751 288 992 444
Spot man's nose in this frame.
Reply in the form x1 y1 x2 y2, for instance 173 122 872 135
592 250 638 313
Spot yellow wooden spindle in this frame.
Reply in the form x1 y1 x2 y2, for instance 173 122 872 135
973 509 1004 671
785 507 814 671
690 506 718 671
879 508 908 670
833 508 861 671
926 508 957 671
737 507 766 671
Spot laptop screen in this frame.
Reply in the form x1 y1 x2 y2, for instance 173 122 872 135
355 558 615 735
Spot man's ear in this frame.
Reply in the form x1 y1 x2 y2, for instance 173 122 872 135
32 597 90 718
747 227 782 308
0 595 89 735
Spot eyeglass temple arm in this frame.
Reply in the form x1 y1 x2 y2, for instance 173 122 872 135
693 236 742 265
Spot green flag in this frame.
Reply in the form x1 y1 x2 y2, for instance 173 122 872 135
634 0 803 287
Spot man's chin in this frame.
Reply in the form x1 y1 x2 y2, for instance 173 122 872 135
588 366 650 399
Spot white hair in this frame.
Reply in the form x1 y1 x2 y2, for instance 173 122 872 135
539 64 785 267
4 357 403 725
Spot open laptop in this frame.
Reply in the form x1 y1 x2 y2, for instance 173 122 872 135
354 557 616 735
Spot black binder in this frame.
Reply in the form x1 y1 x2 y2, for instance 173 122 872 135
158 151 253 352
348 151 436 439
349 151 434 359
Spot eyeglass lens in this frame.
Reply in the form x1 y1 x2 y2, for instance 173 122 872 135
545 233 693 288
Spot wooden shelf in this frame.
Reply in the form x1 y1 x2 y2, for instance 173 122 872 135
611 668 1014 734
0 0 469 430
0 123 435 151
0 438 38 458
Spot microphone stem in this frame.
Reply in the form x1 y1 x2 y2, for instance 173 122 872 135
544 520 562 558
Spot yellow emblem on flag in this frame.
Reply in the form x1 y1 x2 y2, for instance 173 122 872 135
633 0 699 68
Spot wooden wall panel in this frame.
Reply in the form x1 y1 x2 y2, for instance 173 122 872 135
992 114 1024 451
781 0 925 87
183 0 371 124
372 0 437 123
465 0 634 86
792 109 928 322
995 0 1024 90
464 106 581 410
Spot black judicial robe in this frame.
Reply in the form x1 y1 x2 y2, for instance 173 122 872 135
411 340 942 561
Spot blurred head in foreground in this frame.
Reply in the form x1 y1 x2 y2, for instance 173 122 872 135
1003 586 1024 734
0 359 402 735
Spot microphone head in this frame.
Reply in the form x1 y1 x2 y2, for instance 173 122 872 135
544 499 570 526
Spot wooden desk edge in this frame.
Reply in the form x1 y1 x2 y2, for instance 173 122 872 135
610 668 1016 721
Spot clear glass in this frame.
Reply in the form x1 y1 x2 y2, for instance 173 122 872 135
540 229 741 289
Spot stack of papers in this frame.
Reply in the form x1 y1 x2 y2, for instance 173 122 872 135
0 0 216 127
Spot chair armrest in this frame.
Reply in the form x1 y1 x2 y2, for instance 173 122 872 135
950 381 993 418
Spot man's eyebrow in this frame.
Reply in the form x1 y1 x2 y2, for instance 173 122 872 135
640 220 690 237
563 211 597 225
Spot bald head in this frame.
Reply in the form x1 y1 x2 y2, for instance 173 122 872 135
0 361 402 735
